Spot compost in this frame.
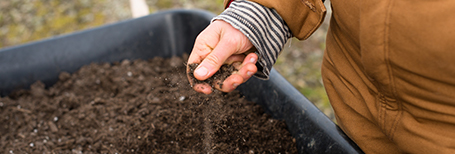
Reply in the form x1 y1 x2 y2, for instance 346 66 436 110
0 55 297 153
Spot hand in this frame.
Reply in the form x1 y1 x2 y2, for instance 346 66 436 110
187 20 258 94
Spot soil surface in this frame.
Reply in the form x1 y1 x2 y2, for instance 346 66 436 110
0 55 297 153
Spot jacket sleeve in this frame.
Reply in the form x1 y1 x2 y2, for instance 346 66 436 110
224 0 326 40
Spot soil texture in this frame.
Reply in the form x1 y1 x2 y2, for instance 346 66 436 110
0 55 297 154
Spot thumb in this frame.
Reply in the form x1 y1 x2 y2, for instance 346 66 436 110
194 40 236 80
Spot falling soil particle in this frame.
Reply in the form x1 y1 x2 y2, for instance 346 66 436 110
0 55 297 153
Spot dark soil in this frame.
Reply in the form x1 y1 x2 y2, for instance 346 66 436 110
0 55 297 154
188 63 237 89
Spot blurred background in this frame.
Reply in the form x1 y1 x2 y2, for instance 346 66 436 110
0 0 334 121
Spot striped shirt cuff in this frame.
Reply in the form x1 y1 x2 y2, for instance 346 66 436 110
212 0 292 80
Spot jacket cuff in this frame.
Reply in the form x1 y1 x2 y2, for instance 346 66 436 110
213 0 292 80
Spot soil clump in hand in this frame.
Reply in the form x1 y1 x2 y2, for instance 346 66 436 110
0 56 297 153
188 63 237 89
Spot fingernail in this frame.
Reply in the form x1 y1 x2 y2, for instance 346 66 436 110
247 71 253 76
250 57 256 63
233 83 239 88
195 66 208 77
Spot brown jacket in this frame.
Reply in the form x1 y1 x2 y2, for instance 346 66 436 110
224 0 455 153
224 0 326 40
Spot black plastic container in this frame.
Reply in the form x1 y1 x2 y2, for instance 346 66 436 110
0 10 363 154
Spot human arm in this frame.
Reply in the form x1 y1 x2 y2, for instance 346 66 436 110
187 0 326 94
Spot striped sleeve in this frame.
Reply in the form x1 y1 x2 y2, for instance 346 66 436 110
212 0 292 80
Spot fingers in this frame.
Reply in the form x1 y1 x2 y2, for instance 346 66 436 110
186 54 244 90
193 83 214 94
214 53 258 92
239 56 258 80
192 56 258 94
193 36 241 80
187 25 220 72
225 54 246 65
187 20 226 73
215 74 244 92
186 22 223 88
